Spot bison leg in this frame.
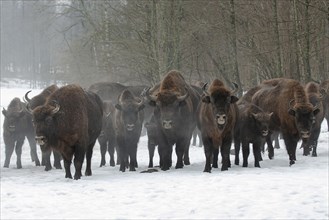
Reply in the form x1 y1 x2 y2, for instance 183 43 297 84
99 139 107 167
242 142 250 168
234 137 241 166
212 148 219 168
15 139 24 169
203 138 213 173
311 140 318 157
266 135 274 160
63 159 72 179
3 140 15 168
175 139 187 169
220 138 232 171
283 135 297 166
42 150 52 171
158 143 171 171
85 142 95 176
26 134 40 166
108 141 116 167
253 142 262 168
148 141 156 168
53 150 62 169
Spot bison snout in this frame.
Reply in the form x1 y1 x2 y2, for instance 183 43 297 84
35 136 47 145
216 114 226 125
126 124 135 131
8 125 16 132
162 120 173 130
300 130 310 139
262 130 269 137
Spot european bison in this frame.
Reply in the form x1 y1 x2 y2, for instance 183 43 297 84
251 78 320 166
234 103 273 167
197 79 239 172
3 97 40 168
145 70 200 171
320 79 329 131
115 89 145 172
32 84 103 179
98 100 117 167
300 82 325 156
24 85 62 171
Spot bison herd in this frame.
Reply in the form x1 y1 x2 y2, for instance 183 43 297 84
2 70 329 180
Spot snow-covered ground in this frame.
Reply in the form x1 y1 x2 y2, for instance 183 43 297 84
1 82 328 220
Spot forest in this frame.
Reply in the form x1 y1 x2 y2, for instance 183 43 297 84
1 0 328 93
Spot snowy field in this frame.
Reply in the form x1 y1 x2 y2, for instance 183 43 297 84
0 81 328 220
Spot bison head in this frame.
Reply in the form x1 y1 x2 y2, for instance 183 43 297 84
288 100 319 140
2 107 25 132
251 112 273 137
202 83 238 129
115 99 144 132
32 101 60 147
145 88 189 130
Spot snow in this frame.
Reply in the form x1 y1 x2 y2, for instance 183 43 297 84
1 82 328 220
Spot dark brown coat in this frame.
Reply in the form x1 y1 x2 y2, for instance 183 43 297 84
251 78 320 165
32 84 103 179
197 79 239 172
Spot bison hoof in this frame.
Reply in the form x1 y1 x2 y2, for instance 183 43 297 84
85 171 92 176
44 166 52 171
221 166 228 171
65 174 73 179
312 153 317 157
74 175 81 180
55 164 62 169
110 161 115 167
203 169 211 173
289 160 295 166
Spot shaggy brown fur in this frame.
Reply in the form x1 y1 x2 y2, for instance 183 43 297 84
32 84 103 179
197 79 239 172
251 78 319 166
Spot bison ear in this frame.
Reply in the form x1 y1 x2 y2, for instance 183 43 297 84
288 108 296 116
251 113 259 120
2 108 7 117
202 95 211 103
115 104 122 111
230 96 239 103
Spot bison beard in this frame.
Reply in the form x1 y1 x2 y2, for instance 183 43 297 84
32 85 103 180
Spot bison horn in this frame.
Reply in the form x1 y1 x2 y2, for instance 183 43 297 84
51 101 60 115
24 90 32 103
230 82 239 94
177 91 189 102
202 83 210 96
145 87 157 102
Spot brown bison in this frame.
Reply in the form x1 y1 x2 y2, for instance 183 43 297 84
145 70 200 171
300 82 325 156
234 102 273 167
115 89 145 172
320 80 329 131
251 78 320 165
197 79 239 172
3 98 40 168
98 100 117 167
32 84 103 179
24 85 62 171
